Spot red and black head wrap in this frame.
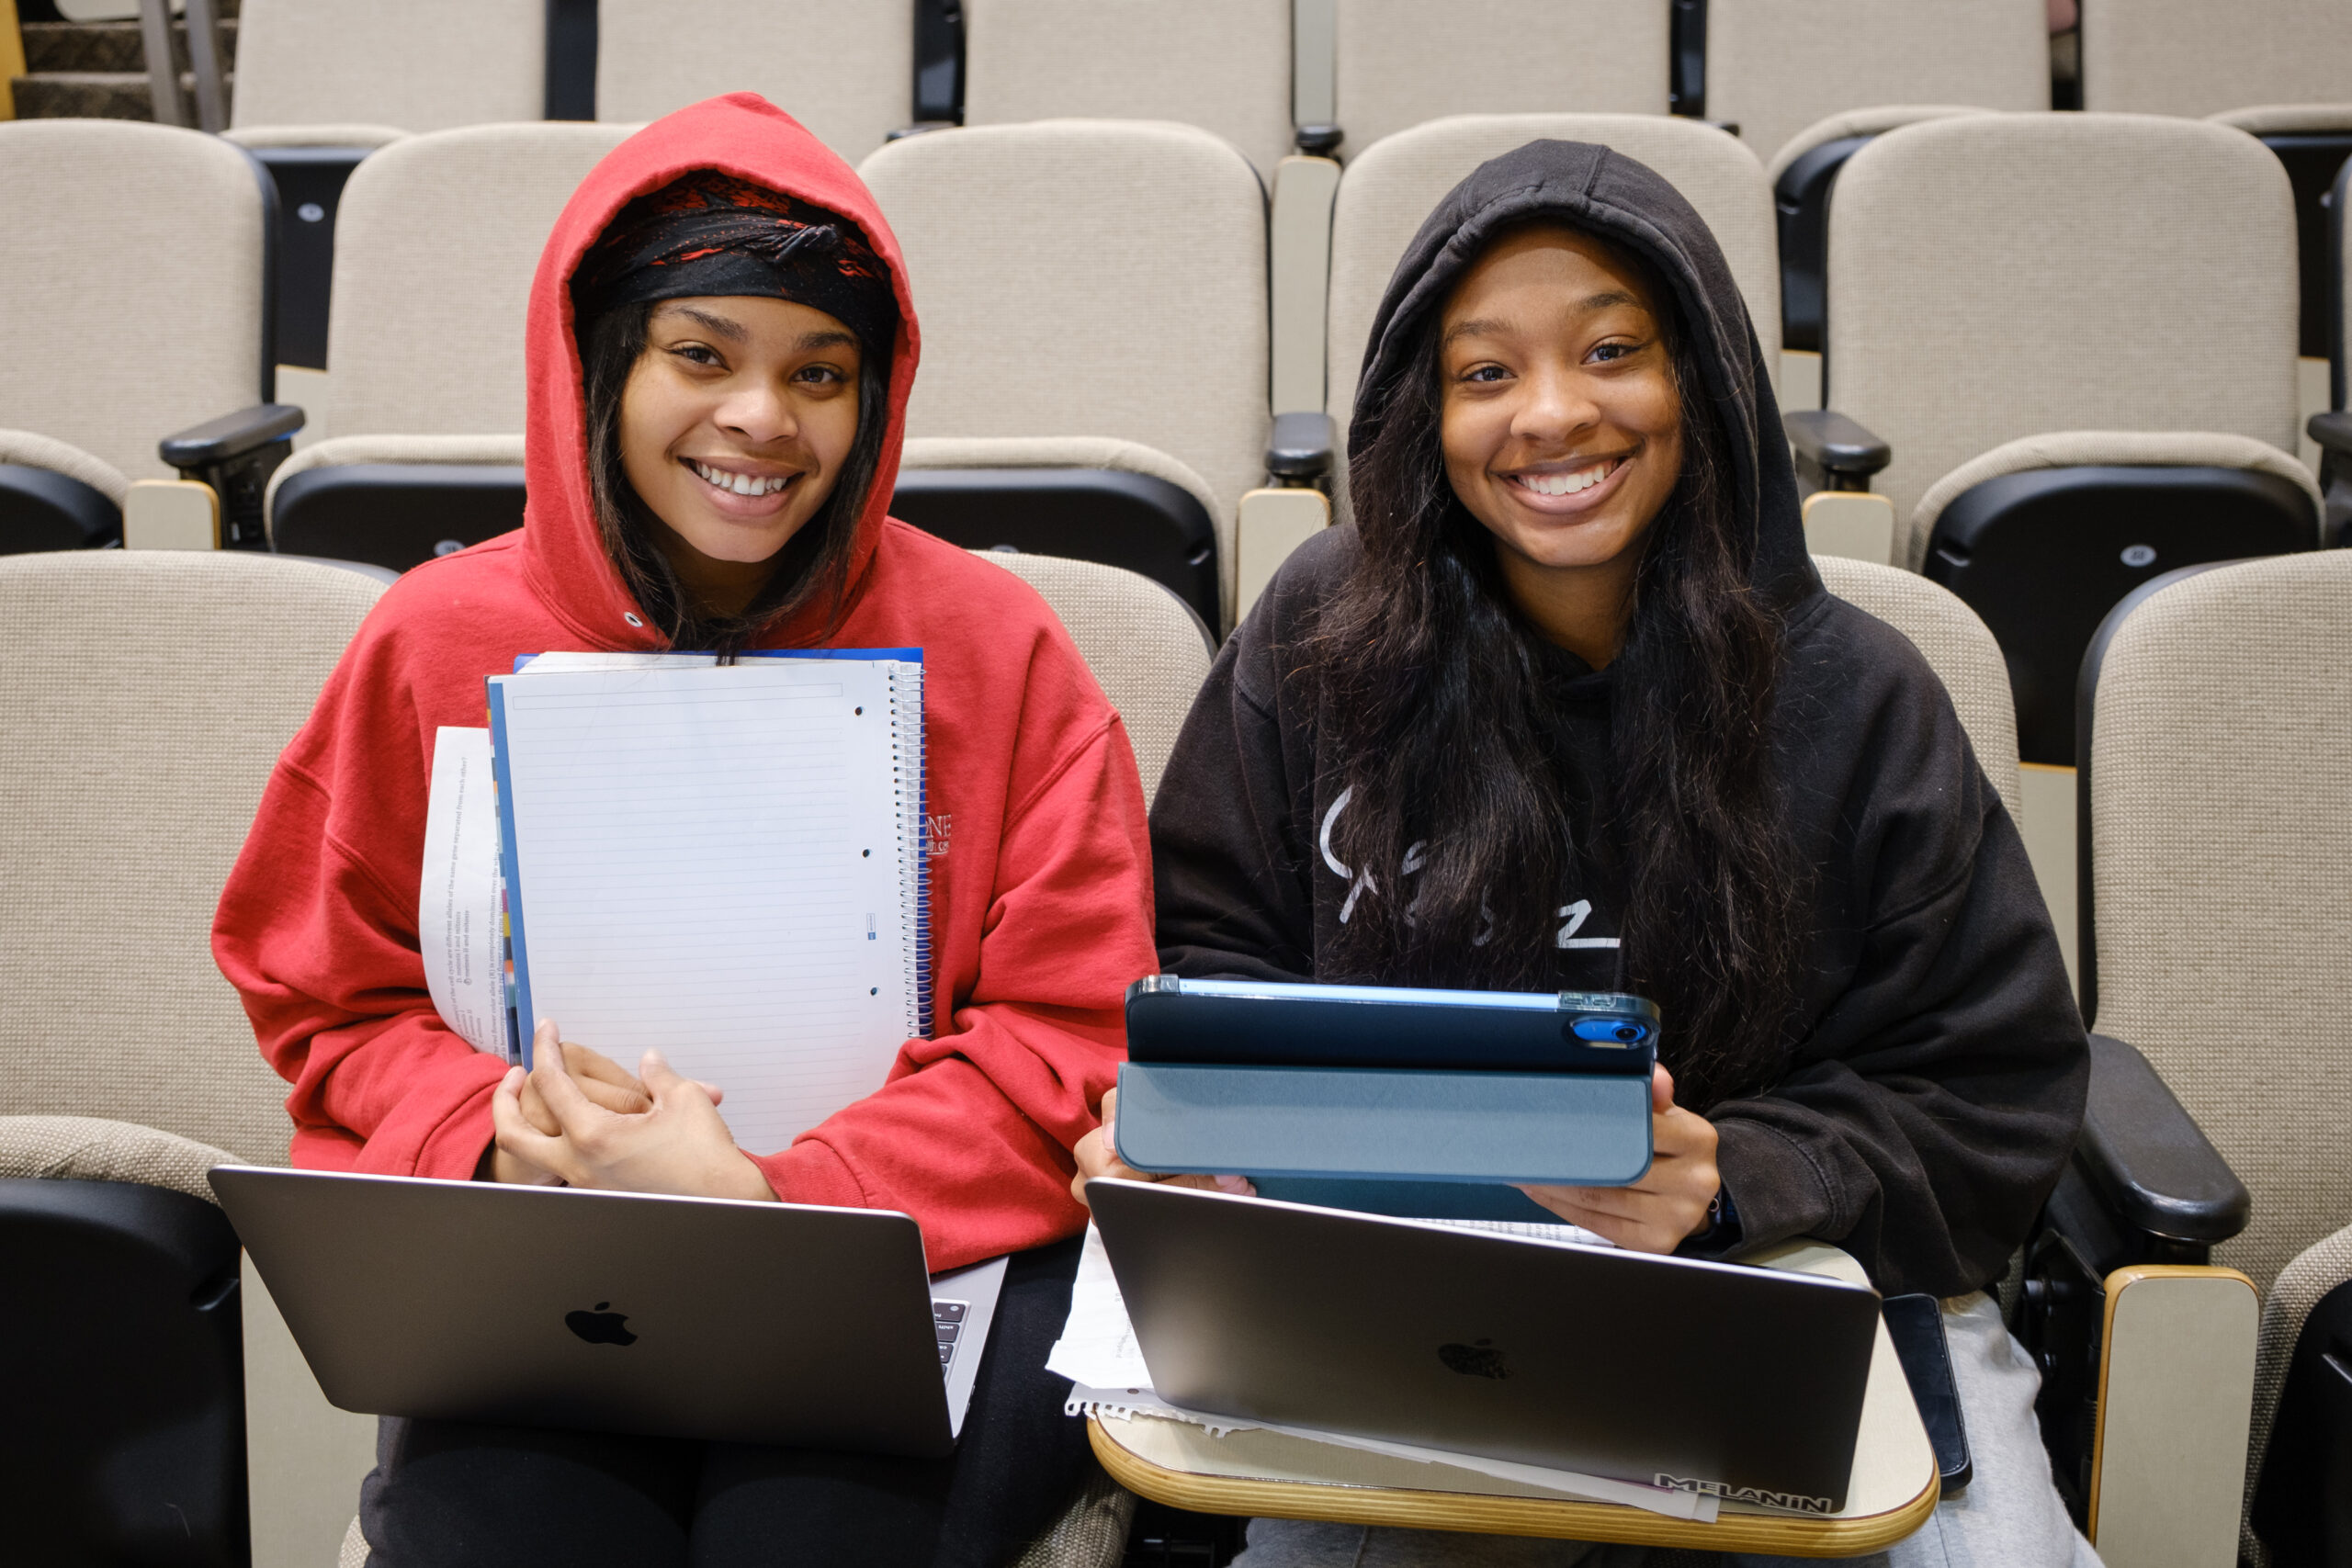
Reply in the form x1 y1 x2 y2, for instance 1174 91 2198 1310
571 170 897 356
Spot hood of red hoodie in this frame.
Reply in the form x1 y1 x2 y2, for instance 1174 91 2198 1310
520 93 920 651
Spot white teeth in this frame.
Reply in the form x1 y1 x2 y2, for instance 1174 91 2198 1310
690 460 793 497
1520 460 1614 497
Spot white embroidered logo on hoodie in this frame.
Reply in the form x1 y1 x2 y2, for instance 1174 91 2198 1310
1317 787 1619 949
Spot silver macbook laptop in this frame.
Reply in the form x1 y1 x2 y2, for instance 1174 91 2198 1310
1086 1178 1880 1514
210 1167 1005 1459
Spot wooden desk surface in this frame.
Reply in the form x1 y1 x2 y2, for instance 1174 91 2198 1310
1089 1241 1939 1559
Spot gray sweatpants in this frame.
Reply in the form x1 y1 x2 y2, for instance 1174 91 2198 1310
1229 1293 2101 1568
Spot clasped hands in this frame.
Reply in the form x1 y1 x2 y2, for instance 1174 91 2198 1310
1070 1064 1721 1256
481 1020 775 1202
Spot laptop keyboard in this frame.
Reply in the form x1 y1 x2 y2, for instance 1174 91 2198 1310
933 1299 968 1375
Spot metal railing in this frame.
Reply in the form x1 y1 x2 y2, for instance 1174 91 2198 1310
138 0 227 133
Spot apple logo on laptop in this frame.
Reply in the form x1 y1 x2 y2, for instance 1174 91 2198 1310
1438 1337 1510 1380
565 1302 638 1347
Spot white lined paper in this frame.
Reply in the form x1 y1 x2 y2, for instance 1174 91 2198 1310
492 659 922 1154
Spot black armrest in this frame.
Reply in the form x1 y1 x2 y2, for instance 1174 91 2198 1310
158 402 304 549
2312 412 2352 547
1783 409 1891 494
1267 411 1335 483
159 403 304 470
2077 1032 2249 1245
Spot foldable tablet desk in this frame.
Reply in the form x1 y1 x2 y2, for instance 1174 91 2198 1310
1088 1242 1939 1558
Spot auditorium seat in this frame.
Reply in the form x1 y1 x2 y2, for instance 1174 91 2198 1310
595 0 914 164
1811 556 2019 822
224 0 549 373
974 552 1217 807
1704 0 2049 174
2312 155 2352 544
2078 0 2351 118
1762 105 1996 393
0 118 290 554
2079 0 2352 369
1800 112 2315 765
0 550 389 1567
1695 0 2049 380
1326 0 1672 163
2071 551 2352 1566
861 120 1273 630
958 0 1296 178
263 122 635 571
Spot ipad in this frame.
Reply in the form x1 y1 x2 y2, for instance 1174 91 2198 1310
1114 977 1661 1191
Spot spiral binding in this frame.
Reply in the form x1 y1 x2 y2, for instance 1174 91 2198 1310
888 662 933 1039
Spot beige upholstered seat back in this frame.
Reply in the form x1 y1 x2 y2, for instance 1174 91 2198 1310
0 119 264 483
1826 114 2300 532
1705 0 2048 170
2080 0 2352 117
972 552 1214 807
2089 551 2352 1296
861 121 1270 623
2248 1221 2352 1560
229 0 545 133
0 554 387 1166
326 123 637 439
1813 556 2021 822
1328 114 1782 428
595 0 910 163
959 0 1295 177
1329 1 1671 164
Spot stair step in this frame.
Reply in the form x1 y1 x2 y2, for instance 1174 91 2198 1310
23 17 240 75
9 69 234 122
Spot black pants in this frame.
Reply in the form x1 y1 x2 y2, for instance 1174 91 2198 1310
358 1235 1091 1568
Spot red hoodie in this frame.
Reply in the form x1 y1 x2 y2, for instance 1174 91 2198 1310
212 94 1158 1271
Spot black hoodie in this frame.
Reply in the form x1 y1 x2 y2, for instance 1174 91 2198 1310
1149 141 2087 1298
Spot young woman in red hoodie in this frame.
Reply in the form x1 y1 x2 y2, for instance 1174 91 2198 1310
213 94 1158 1566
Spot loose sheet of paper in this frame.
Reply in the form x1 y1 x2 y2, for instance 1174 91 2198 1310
420 727 509 1058
492 659 920 1156
1046 1224 1715 1520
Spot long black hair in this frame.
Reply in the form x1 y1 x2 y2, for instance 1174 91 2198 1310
1311 231 1807 1110
577 299 892 658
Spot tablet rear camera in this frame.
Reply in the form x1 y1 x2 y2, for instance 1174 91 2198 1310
1570 1018 1649 1045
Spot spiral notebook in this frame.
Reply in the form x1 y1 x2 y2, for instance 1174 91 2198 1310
424 649 930 1158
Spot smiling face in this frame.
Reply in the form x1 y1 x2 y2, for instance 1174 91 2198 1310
1438 224 1685 663
618 295 864 589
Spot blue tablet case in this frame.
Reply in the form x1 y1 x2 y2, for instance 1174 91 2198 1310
1114 978 1659 1190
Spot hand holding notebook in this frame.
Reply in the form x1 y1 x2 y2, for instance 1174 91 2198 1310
490 1021 775 1199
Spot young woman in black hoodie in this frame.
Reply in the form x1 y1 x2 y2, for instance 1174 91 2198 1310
1078 141 2098 1565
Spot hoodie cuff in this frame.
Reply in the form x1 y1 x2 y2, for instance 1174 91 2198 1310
1690 1117 1838 1259
752 1138 870 1210
413 1067 507 1182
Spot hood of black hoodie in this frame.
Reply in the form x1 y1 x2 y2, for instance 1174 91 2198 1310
1348 138 1820 615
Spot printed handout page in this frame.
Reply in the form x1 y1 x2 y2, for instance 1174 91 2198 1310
490 658 922 1156
420 727 509 1058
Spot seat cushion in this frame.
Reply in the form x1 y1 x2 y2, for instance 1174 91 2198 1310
1910 430 2322 571
0 430 130 505
0 1115 232 1205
